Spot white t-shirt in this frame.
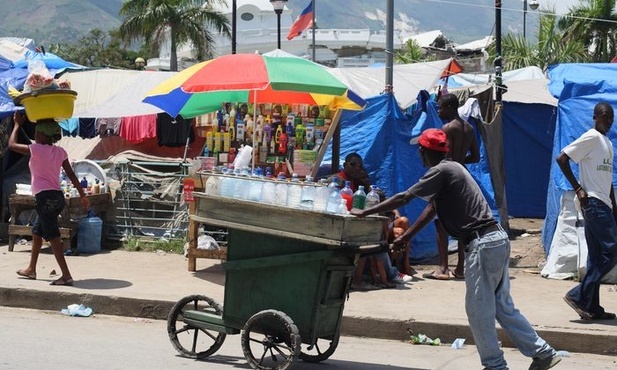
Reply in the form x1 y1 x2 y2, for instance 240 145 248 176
563 128 614 208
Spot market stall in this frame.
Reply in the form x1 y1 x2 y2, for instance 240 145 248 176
143 51 368 268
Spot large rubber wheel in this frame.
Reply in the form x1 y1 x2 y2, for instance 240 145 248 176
167 294 226 359
240 310 301 370
299 333 340 362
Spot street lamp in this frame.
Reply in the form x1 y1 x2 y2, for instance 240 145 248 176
523 0 540 39
270 0 288 49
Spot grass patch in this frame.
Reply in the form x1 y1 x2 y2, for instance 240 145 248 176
121 236 186 255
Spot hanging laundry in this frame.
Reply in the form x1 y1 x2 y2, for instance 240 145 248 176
156 113 194 147
119 114 157 143
79 118 96 138
59 118 79 136
95 117 122 137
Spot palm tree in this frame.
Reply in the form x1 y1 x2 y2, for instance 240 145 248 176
119 0 231 71
395 38 424 64
558 0 617 62
490 8 589 71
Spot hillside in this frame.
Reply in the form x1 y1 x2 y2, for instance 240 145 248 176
0 0 123 45
2 0 527 46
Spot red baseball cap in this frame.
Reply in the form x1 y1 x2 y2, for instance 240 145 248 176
410 128 449 152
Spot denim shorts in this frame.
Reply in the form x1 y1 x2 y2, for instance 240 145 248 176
32 190 66 240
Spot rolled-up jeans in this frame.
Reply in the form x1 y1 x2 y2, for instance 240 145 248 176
465 228 555 369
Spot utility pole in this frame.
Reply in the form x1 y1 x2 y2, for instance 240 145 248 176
495 0 503 103
385 0 393 94
232 0 237 54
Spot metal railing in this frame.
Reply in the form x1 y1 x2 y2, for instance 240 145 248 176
108 160 191 241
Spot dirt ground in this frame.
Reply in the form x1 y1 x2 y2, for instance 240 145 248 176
505 218 548 270
424 218 548 273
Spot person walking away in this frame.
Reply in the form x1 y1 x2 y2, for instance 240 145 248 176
556 101 617 321
9 112 90 286
351 128 561 370
424 93 480 280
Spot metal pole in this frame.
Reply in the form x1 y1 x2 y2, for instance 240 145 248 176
495 0 503 103
232 0 237 54
523 0 527 39
311 0 316 62
385 0 393 93
276 10 282 49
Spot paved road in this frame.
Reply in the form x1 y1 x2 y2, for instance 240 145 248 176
1 307 616 370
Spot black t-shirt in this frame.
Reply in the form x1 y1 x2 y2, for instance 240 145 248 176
405 159 496 239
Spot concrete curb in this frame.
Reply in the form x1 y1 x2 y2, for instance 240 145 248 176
2 287 616 356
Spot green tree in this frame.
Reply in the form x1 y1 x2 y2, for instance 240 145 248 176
395 38 424 64
558 0 617 62
490 8 589 71
53 29 151 69
119 0 231 71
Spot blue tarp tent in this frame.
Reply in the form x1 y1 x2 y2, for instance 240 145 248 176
322 92 498 261
0 50 85 118
502 101 556 217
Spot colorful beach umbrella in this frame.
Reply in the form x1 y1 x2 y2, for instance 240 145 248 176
143 52 366 118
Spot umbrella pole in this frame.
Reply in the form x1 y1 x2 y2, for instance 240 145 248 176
181 121 191 163
251 93 257 173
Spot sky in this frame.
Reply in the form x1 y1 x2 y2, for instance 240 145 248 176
550 0 616 15
553 0 578 15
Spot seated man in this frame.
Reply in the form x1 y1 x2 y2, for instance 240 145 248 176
326 152 371 191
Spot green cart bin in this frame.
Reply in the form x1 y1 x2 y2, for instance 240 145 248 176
167 193 387 370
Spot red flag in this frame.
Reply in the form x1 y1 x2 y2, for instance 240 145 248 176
286 0 314 40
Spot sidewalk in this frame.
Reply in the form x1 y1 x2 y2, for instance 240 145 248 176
1 242 616 356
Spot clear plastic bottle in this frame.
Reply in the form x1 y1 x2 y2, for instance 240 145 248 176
365 185 380 208
351 185 367 210
313 179 330 212
300 176 316 210
336 198 349 215
340 181 354 211
273 172 288 207
219 168 235 198
234 167 251 200
247 169 263 202
261 177 276 204
325 182 342 214
205 173 220 196
286 173 302 208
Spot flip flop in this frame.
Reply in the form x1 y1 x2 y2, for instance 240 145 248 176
422 271 451 280
50 277 74 286
16 269 36 280
452 270 465 280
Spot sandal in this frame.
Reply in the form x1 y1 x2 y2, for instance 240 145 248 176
50 277 74 286
16 269 36 280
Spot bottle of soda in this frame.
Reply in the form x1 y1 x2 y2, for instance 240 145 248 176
340 181 353 211
351 185 367 210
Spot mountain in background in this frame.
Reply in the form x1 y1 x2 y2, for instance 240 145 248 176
1 0 530 47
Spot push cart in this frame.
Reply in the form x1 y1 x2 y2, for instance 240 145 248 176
168 192 387 370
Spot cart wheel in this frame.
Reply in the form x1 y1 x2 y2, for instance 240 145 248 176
299 333 340 362
167 295 226 359
241 310 301 370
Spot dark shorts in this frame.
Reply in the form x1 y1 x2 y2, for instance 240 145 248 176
32 190 66 240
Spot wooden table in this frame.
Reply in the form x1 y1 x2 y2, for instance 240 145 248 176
8 193 111 252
